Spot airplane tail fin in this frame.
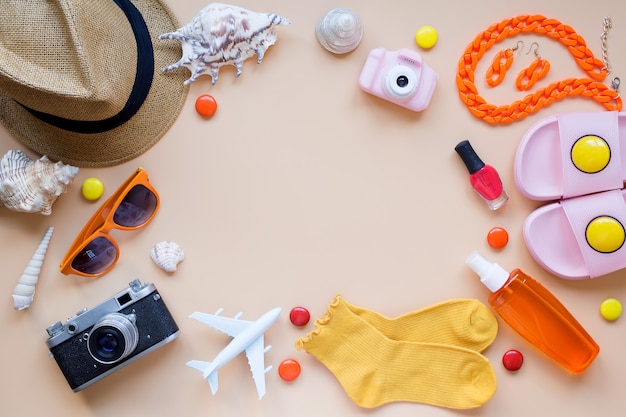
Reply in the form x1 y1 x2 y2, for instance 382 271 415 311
207 370 218 395
186 360 219 395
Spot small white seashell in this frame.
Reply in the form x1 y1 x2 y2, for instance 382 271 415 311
150 241 185 273
12 226 54 310
315 8 363 54
159 2 291 85
0 150 79 215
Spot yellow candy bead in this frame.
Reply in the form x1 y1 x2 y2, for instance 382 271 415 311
571 135 611 174
600 297 622 321
415 25 438 49
81 177 104 201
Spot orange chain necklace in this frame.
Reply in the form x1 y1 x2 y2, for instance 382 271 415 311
456 14 622 124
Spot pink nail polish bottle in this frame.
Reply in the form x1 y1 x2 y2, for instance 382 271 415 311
455 140 509 210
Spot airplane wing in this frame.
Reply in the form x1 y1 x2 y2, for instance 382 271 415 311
244 335 267 399
190 311 253 338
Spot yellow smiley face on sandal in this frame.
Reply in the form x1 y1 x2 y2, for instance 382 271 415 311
571 135 611 173
585 216 625 253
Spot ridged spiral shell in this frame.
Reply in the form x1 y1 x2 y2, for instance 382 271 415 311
150 241 185 272
159 3 291 85
315 8 363 54
0 150 79 215
12 227 54 310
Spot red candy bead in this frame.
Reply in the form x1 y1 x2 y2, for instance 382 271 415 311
195 94 217 117
502 349 524 371
278 359 301 382
289 306 311 326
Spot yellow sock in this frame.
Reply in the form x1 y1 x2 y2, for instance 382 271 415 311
348 298 497 352
296 295 497 409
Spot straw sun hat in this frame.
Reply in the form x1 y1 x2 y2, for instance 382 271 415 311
0 0 189 167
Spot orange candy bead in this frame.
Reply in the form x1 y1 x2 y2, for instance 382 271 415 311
487 226 509 249
278 359 301 382
195 94 217 117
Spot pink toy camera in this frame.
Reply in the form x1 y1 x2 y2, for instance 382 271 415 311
358 48 438 112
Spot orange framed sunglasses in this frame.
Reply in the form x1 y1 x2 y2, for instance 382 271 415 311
59 168 159 277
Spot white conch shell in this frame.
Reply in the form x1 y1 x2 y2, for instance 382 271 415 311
12 227 54 310
315 8 363 54
0 150 79 215
159 2 291 85
150 241 185 272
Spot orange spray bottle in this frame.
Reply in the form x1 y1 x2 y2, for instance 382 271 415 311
466 251 599 374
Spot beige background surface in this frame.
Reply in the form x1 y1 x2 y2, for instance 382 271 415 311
2 0 626 415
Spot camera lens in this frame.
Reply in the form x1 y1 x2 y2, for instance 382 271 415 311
396 75 409 88
88 313 139 364
98 333 119 353
384 65 419 99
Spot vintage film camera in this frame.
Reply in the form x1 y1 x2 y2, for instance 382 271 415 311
45 280 179 392
358 47 438 112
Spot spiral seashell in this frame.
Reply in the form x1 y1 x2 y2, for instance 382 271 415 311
159 3 291 85
315 8 363 54
12 227 54 310
150 241 185 273
0 150 79 215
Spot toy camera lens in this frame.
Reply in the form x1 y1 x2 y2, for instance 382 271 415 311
88 313 139 364
396 75 409 88
384 65 418 99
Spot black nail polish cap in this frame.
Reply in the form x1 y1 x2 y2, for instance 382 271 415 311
455 140 485 174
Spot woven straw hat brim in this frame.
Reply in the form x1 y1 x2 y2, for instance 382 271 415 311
0 0 188 168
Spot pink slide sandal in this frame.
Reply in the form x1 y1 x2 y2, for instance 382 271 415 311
514 111 626 201
523 189 626 279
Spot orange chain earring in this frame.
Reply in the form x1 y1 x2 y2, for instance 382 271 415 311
486 41 523 87
516 42 550 91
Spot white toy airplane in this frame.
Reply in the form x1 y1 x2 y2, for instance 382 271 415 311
187 307 281 399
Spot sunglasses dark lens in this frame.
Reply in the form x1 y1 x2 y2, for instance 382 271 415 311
113 184 157 227
72 236 118 275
